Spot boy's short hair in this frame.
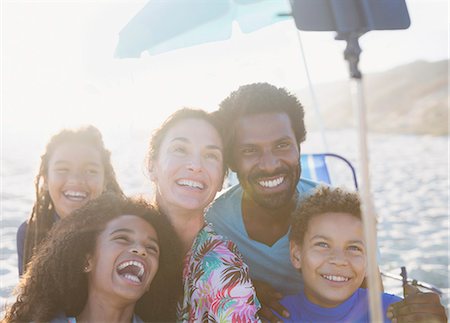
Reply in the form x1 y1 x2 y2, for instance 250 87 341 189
290 186 362 245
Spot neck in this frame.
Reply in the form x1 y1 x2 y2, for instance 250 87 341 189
241 192 298 246
77 293 135 323
156 196 205 254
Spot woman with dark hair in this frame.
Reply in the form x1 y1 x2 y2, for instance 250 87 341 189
17 125 124 275
5 193 182 322
147 108 260 322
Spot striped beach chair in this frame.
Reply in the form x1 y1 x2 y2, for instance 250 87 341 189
300 153 359 189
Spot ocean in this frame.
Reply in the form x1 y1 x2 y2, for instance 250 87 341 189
1 129 448 310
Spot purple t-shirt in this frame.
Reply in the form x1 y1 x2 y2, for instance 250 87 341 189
277 288 401 322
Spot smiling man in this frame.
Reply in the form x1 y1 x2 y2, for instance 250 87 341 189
206 82 317 320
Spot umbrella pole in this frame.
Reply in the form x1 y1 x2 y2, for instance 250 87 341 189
342 32 383 323
293 26 329 152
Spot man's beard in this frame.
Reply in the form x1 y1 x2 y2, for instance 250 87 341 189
240 163 301 210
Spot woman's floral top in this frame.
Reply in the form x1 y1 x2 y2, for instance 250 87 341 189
177 224 261 322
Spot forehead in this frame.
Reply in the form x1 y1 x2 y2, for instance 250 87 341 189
49 142 102 164
162 118 223 149
103 215 158 240
235 113 295 145
307 212 363 236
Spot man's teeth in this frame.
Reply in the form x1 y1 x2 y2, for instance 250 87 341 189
117 260 145 278
64 191 87 199
177 179 204 189
258 177 284 188
322 274 349 282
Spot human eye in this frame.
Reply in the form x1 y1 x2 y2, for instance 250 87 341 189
347 245 364 253
55 167 69 174
52 163 70 174
240 146 257 155
276 141 291 150
146 243 160 254
85 167 100 176
314 241 329 248
205 151 221 161
113 235 130 243
171 144 187 155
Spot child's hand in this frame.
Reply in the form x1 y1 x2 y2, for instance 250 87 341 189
253 280 289 323
386 284 447 323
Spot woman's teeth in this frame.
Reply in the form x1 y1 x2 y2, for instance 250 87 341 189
177 179 204 189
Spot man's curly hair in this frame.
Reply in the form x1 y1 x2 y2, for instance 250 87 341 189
290 186 362 245
216 82 306 169
4 193 182 322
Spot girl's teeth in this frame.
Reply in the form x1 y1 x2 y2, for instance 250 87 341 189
64 191 87 199
123 274 140 283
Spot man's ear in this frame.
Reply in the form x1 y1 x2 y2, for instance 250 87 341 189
290 241 302 270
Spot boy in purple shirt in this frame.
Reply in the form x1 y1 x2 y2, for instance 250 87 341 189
278 186 401 322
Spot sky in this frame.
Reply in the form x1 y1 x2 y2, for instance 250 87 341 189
1 0 448 142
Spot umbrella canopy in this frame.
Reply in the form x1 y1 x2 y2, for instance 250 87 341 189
115 0 290 58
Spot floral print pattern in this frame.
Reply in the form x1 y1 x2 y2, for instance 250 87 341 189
177 224 261 322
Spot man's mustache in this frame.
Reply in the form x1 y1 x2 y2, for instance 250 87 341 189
249 167 291 181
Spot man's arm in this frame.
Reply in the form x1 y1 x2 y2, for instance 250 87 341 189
386 284 447 323
253 280 290 322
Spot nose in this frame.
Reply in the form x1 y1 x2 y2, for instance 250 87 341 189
66 171 85 184
130 244 147 257
328 249 348 266
259 150 280 173
186 155 203 172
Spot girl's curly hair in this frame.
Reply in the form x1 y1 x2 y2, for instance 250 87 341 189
5 193 182 322
22 125 124 274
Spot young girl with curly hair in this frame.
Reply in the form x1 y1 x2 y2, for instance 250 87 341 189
4 193 182 322
16 125 124 275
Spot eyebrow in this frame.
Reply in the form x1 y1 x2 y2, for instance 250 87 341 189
239 136 294 146
110 228 159 243
309 234 330 242
170 137 222 152
53 160 102 167
347 240 365 245
309 235 364 245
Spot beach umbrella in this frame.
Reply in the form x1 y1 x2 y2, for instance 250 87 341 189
115 0 290 58
291 1 410 321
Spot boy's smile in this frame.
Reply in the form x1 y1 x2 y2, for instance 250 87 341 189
290 212 367 308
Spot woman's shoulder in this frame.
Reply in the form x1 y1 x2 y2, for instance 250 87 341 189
194 224 244 262
202 224 240 250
